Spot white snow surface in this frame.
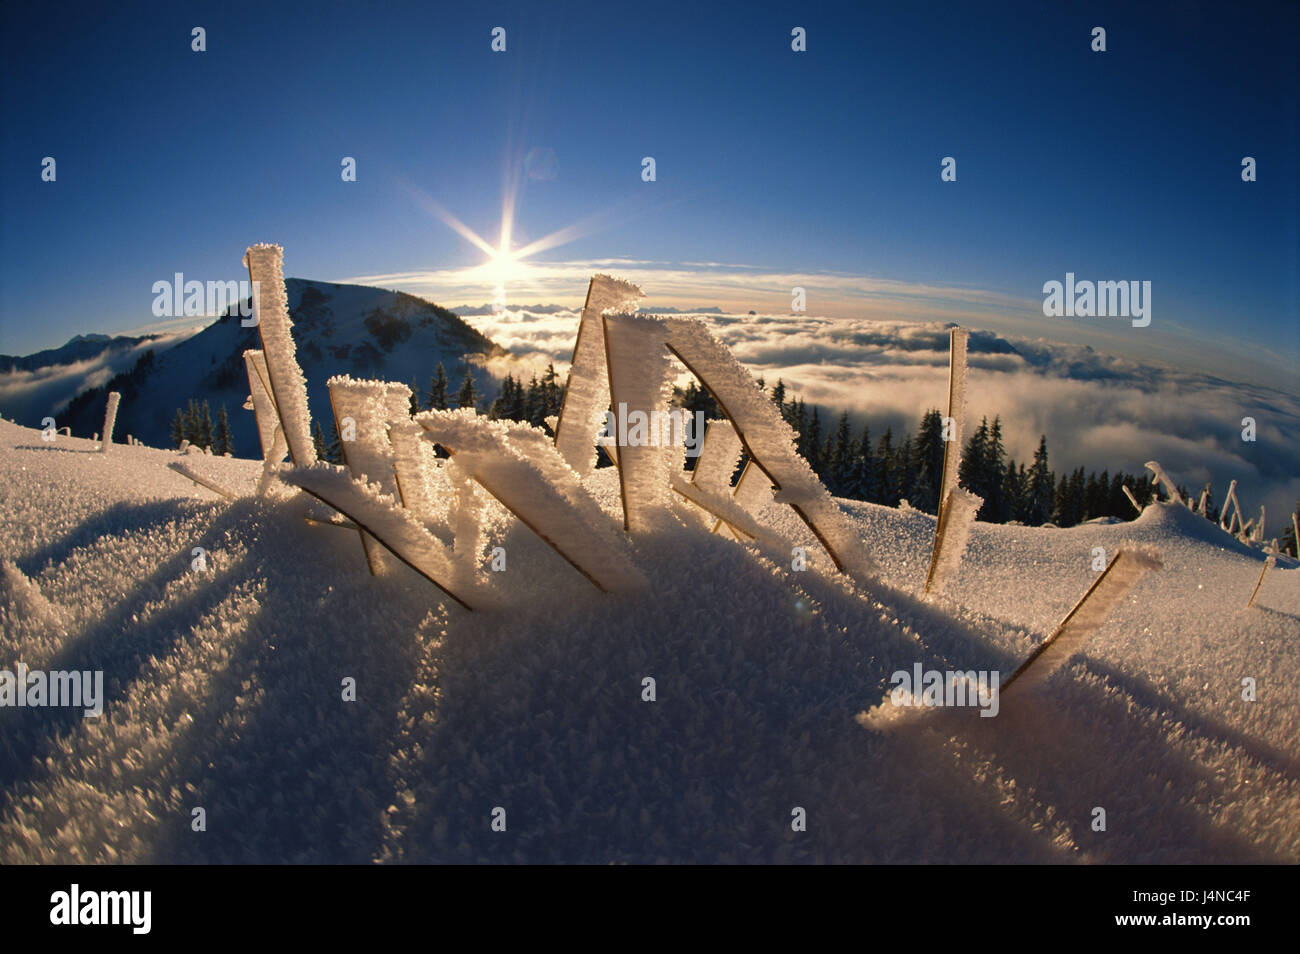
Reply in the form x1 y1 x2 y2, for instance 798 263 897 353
0 416 1297 863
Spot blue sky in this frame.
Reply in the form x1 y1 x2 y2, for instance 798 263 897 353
1 0 1295 383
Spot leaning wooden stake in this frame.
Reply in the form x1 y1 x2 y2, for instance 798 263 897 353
1220 479 1240 532
1246 556 1275 609
168 462 237 500
924 328 970 596
1144 460 1182 505
1001 546 1163 696
1122 484 1142 515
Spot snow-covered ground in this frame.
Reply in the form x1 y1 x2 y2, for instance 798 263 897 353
0 418 1296 863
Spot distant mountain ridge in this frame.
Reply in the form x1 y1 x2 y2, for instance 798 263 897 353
0 332 163 374
16 279 508 458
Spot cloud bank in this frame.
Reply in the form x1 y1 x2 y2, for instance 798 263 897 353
463 306 1300 527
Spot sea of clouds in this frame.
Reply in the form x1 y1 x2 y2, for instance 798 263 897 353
460 305 1300 528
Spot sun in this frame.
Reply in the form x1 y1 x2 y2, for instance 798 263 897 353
486 245 530 287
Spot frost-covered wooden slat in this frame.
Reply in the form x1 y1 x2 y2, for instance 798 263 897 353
602 313 679 533
691 419 742 497
327 376 411 575
1247 556 1275 608
1144 460 1183 506
100 391 121 453
1220 479 1240 532
387 418 441 521
714 459 776 540
243 350 278 459
553 274 644 477
668 474 774 544
732 459 773 512
658 317 878 583
924 328 975 597
281 463 475 610
1001 546 1162 697
679 420 749 536
244 243 316 466
167 462 237 500
923 487 982 597
418 409 647 594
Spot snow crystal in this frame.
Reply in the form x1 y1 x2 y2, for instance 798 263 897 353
0 559 63 631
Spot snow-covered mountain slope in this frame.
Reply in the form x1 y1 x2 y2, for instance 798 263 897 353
0 417 1296 863
4 280 505 458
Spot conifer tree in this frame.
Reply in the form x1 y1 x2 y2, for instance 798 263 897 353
848 425 874 501
312 420 327 460
1026 435 1054 526
975 416 1007 521
827 411 852 495
913 409 945 514
1281 500 1300 557
183 399 200 445
426 363 450 411
455 368 478 411
170 408 186 448
770 379 786 417
875 428 898 507
804 406 823 473
510 374 523 418
959 417 990 499
213 404 232 455
197 400 214 450
325 419 343 464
